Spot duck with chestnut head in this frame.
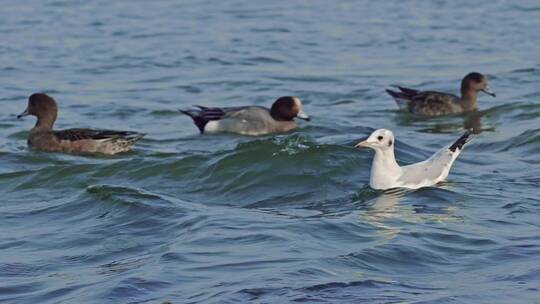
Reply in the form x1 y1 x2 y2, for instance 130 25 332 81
180 96 310 136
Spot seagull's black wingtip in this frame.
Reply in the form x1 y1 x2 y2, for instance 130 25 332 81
449 129 473 152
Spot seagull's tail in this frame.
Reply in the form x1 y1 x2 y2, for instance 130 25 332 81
449 129 474 152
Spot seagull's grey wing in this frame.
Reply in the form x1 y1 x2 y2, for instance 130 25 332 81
398 148 455 185
397 130 473 186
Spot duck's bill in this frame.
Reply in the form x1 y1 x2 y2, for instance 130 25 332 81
481 86 496 97
297 109 310 121
17 109 29 119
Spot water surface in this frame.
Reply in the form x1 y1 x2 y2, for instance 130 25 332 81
1 1 540 303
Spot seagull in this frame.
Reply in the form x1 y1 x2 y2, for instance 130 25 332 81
355 129 473 190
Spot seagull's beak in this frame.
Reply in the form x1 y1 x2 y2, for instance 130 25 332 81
296 109 310 121
354 140 370 149
17 108 29 119
481 85 496 97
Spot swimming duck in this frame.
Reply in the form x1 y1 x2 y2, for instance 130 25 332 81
355 129 473 190
180 96 310 136
386 72 495 116
18 93 145 155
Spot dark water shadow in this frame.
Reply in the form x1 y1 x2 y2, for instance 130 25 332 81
393 110 495 135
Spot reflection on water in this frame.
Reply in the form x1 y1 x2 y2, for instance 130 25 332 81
361 189 404 243
464 112 482 134
394 110 495 135
360 188 462 244
464 112 495 134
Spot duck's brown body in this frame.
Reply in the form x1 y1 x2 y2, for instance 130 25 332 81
386 72 495 116
19 93 144 155
28 127 144 154
389 89 468 116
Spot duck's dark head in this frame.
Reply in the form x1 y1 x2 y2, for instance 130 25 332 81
461 72 496 97
18 93 59 128
270 96 310 122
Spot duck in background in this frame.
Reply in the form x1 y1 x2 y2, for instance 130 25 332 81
386 72 495 116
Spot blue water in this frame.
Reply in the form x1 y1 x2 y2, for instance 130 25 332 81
1 1 540 303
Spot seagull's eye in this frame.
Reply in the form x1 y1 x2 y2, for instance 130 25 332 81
377 136 383 141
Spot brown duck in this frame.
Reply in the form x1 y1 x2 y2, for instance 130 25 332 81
386 72 496 116
18 93 145 155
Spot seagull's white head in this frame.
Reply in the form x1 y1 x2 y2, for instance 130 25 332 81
355 129 395 151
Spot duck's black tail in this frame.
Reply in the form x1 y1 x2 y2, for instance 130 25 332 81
397 86 419 96
449 129 473 152
180 106 226 134
386 90 411 110
386 89 407 100
386 86 420 100
179 109 207 133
